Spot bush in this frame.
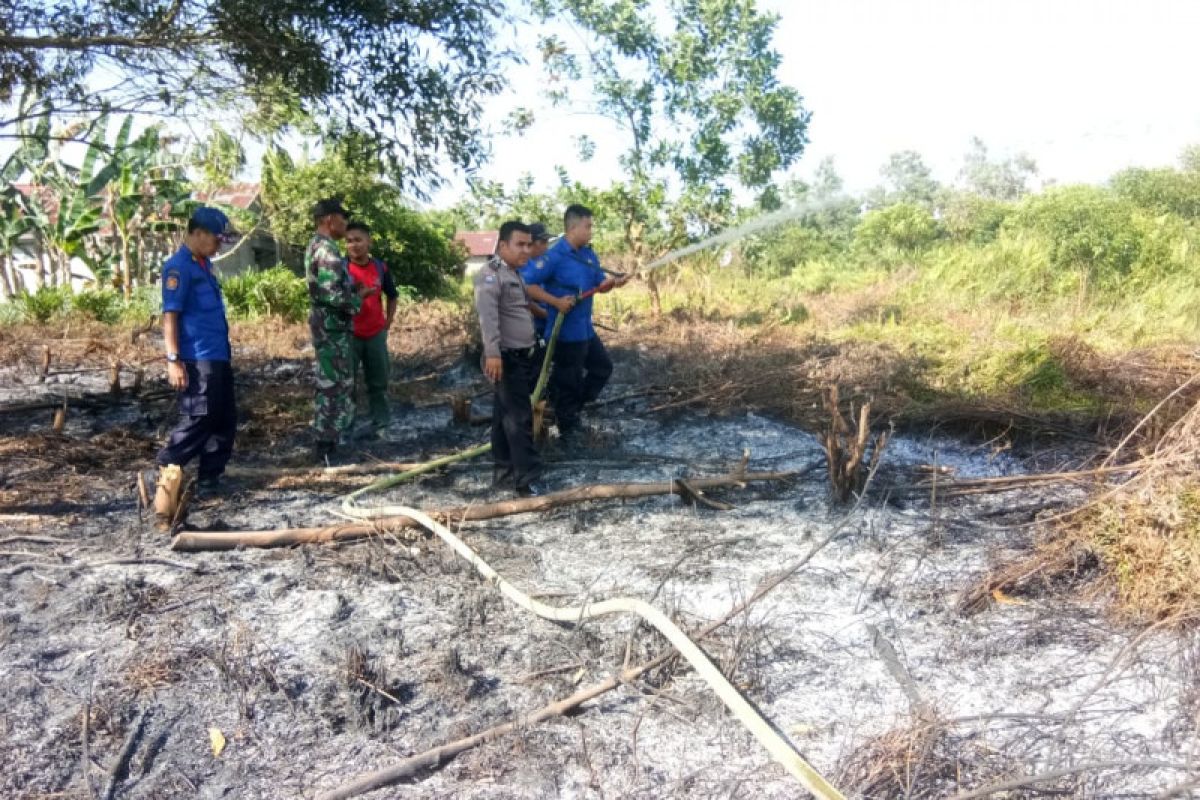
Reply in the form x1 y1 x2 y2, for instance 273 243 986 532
1111 167 1200 219
119 284 160 322
71 288 124 323
372 207 462 298
745 223 843 278
1004 186 1143 291
941 193 1015 245
14 286 71 323
221 266 309 322
855 202 941 256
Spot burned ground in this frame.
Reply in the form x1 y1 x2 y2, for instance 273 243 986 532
1 312 1198 799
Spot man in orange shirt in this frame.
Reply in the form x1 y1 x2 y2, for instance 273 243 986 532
345 222 400 438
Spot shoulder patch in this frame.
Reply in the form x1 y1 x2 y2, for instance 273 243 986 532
165 270 180 291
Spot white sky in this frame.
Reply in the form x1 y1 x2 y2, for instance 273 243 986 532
442 0 1200 206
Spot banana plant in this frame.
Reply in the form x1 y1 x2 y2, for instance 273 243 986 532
0 92 51 297
93 118 193 297
0 187 34 299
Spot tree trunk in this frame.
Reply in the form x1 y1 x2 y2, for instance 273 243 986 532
0 253 14 300
647 271 662 316
120 228 132 301
171 471 795 552
33 241 46 290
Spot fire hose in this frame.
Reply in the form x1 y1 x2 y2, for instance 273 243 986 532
337 280 843 796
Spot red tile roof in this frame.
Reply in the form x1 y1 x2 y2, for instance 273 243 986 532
194 182 260 210
454 231 497 258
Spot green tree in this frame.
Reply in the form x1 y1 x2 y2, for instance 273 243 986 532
876 150 940 208
262 146 460 297
1180 143 1200 173
0 185 33 300
93 119 193 298
1 0 511 189
530 0 809 312
958 137 1037 201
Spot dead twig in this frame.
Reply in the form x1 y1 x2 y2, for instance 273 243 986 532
0 535 72 546
947 760 1194 800
104 708 149 800
80 683 99 800
867 623 934 722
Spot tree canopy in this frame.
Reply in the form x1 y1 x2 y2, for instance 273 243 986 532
0 0 511 190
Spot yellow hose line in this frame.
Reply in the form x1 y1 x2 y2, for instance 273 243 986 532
340 496 844 798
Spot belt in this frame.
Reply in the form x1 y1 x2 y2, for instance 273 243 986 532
501 346 537 359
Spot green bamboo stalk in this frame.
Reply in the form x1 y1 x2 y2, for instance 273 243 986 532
349 306 569 501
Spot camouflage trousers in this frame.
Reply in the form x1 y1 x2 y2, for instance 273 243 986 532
312 326 355 444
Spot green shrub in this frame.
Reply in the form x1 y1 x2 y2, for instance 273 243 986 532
262 151 462 298
221 266 309 322
1111 167 1200 219
0 301 21 325
855 202 941 256
1004 186 1143 291
745 223 845 278
119 284 160 322
941 193 1015 245
70 288 124 323
14 286 71 323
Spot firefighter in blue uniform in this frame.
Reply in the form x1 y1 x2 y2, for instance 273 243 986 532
155 207 237 495
523 221 552 377
522 204 628 443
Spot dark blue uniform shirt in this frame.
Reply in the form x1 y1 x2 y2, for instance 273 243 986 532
520 238 605 343
524 253 551 337
161 245 231 362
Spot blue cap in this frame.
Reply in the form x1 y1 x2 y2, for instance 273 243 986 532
190 207 231 237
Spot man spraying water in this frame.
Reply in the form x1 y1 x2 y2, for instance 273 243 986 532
522 204 629 447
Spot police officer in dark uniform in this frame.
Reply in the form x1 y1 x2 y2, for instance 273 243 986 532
155 207 237 495
474 221 545 497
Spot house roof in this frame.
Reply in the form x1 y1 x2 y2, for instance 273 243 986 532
194 182 260 210
454 231 497 258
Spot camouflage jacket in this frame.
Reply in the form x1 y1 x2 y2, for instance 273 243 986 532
305 234 361 332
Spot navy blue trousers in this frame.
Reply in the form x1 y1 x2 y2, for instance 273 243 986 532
550 335 612 434
156 360 237 480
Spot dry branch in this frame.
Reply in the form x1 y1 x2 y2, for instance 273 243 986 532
821 385 888 503
171 471 796 551
867 623 933 721
51 398 68 433
947 760 1193 800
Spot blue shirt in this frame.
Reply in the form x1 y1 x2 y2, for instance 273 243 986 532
161 245 231 362
520 238 606 343
525 254 550 336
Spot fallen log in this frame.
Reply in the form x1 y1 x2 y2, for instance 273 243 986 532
0 388 174 415
171 470 797 552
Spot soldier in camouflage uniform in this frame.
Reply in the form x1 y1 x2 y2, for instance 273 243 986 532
306 198 369 462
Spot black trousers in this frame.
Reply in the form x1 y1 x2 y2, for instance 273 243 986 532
550 335 613 433
156 360 237 480
492 349 542 488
